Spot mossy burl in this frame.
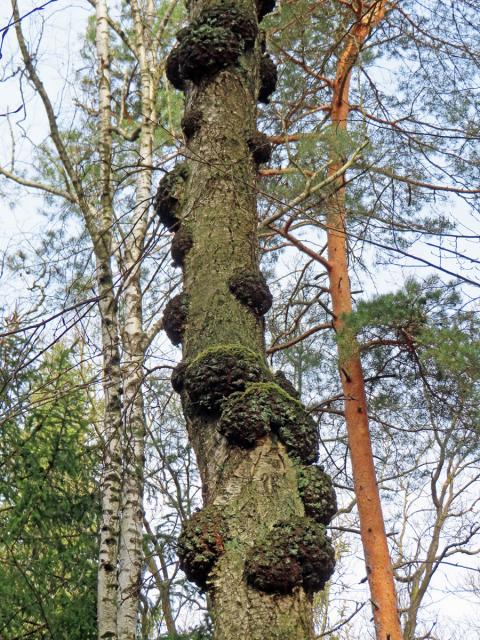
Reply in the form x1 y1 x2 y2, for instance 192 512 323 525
181 107 203 140
297 465 337 526
166 4 258 90
183 344 268 414
155 163 189 231
218 382 274 447
218 382 319 464
171 227 193 268
228 270 273 316
259 54 277 104
162 293 188 346
171 360 188 393
177 505 228 590
245 516 335 595
247 132 272 165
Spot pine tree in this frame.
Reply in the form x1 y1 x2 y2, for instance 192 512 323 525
0 343 99 639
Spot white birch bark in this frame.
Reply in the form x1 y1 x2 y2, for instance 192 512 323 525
94 2 123 638
116 2 157 636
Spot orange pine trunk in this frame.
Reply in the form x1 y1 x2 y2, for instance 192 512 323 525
325 3 403 639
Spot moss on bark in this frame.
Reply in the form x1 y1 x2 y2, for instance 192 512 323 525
273 370 300 399
166 1 335 634
183 344 267 414
166 4 257 89
177 505 228 589
297 465 337 525
218 382 319 464
245 516 335 595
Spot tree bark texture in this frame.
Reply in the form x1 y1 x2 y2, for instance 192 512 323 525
160 1 337 638
115 2 154 636
94 2 124 637
325 2 403 639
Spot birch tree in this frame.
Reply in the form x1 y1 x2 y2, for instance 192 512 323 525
2 1 183 637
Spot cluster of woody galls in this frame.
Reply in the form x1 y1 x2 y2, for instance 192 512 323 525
155 0 337 617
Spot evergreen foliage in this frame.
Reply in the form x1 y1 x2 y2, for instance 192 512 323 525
0 344 99 639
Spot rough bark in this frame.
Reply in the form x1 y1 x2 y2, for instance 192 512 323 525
163 1 336 638
324 2 403 639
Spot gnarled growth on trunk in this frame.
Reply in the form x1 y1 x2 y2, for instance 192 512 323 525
159 1 335 637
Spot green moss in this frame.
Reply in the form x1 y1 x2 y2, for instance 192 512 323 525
177 505 228 590
258 383 319 464
273 370 299 399
155 163 189 231
218 383 275 446
245 516 335 595
166 4 257 89
218 382 319 463
296 465 337 525
183 344 267 414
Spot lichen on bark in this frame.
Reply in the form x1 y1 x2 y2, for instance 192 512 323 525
183 344 268 414
166 3 258 89
177 505 228 590
161 0 335 635
245 516 336 595
218 381 320 464
297 465 337 525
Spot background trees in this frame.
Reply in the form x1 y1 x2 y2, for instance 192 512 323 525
0 0 479 638
0 341 99 639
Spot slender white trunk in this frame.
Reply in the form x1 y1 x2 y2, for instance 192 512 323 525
116 3 156 636
94 2 122 638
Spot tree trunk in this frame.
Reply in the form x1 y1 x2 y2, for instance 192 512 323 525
94 2 123 636
324 2 403 639
116 2 155 636
161 1 336 638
